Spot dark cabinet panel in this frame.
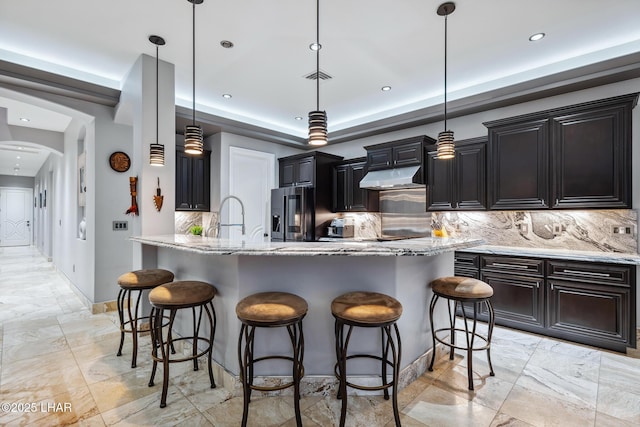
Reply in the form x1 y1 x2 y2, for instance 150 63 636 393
333 165 349 212
333 160 378 212
427 138 486 211
481 271 545 332
488 119 549 209
364 136 434 172
280 162 296 187
175 150 211 211
426 150 454 210
547 279 630 351
546 259 634 351
456 251 636 352
279 155 315 187
551 104 631 208
485 93 637 210
367 148 393 171
296 156 315 186
393 141 423 167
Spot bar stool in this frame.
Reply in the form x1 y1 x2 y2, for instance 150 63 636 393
116 268 174 368
148 280 217 408
332 291 403 427
236 292 307 427
428 276 495 390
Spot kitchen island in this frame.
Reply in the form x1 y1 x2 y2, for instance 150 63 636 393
131 234 483 393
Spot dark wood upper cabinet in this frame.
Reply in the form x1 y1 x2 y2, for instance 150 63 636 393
175 149 211 211
487 118 549 209
333 159 378 212
279 155 315 187
484 93 637 210
365 136 432 171
427 138 487 211
551 102 632 208
278 152 343 188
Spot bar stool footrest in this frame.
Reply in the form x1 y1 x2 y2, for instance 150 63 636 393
433 327 491 352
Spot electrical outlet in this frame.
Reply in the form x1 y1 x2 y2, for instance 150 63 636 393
552 223 562 235
113 221 128 231
517 223 528 234
611 225 635 235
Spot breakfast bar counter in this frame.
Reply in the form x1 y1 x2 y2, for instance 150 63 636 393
132 234 483 391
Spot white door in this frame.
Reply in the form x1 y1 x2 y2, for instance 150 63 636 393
0 188 33 247
227 147 275 242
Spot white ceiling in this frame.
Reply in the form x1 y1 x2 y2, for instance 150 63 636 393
1 0 640 176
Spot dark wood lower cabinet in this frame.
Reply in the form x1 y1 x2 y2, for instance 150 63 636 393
454 252 636 352
481 272 545 332
547 279 630 352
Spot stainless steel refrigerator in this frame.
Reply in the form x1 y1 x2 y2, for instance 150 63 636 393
270 186 315 242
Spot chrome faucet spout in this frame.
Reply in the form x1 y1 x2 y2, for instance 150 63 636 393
217 195 246 237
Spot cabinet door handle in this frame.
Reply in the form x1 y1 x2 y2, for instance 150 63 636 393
561 269 611 278
535 282 540 288
386 161 390 166
550 284 554 291
490 262 529 270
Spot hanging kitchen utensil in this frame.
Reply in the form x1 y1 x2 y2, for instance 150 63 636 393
125 176 139 215
153 177 164 212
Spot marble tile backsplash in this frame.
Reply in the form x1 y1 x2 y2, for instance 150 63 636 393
434 210 638 254
175 212 218 236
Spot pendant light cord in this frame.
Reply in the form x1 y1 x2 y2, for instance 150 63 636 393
156 43 159 144
443 12 448 130
316 0 320 111
192 0 196 126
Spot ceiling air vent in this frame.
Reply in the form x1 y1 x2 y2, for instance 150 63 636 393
304 70 333 81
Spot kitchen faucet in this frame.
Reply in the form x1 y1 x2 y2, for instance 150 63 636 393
217 195 246 237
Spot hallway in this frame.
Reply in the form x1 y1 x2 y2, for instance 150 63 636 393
1 246 639 426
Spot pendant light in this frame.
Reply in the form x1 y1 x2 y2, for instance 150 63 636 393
149 35 165 166
184 0 204 155
436 2 455 160
308 0 327 146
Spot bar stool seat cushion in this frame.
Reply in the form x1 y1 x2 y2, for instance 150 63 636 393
149 281 216 308
332 291 402 325
236 291 308 325
431 276 493 300
118 269 174 289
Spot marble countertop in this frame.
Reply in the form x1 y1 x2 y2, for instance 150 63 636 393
458 245 640 265
131 234 484 257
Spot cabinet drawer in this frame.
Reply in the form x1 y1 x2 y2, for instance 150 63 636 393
454 267 480 280
454 252 479 269
547 261 631 286
481 256 544 277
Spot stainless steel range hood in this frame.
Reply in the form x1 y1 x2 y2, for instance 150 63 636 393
359 165 424 190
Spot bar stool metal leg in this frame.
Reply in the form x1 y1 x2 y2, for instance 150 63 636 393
428 294 438 372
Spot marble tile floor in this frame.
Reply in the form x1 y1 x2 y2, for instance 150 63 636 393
1 246 640 426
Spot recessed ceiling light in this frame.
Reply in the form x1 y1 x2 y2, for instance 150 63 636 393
294 116 303 121
222 94 232 99
19 117 30 122
16 156 20 159
309 42 321 51
381 86 392 91
529 32 545 41
220 40 234 48
13 167 19 172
